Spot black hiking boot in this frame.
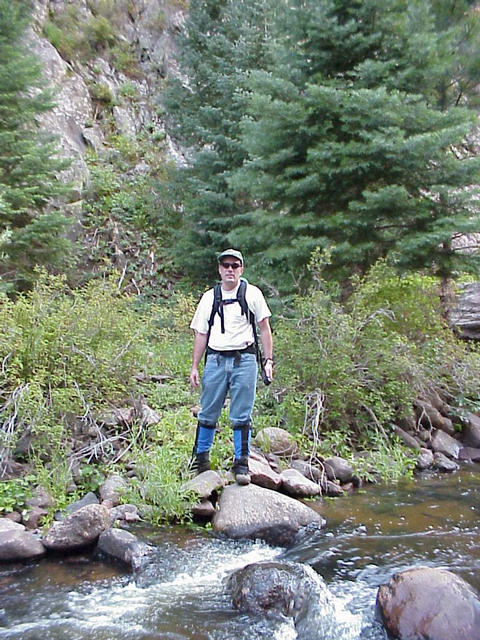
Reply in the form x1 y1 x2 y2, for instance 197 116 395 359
232 457 251 486
191 452 210 475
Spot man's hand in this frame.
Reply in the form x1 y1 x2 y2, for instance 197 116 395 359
264 359 274 382
190 366 200 388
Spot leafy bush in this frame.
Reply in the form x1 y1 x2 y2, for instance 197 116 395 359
0 272 162 474
271 258 480 479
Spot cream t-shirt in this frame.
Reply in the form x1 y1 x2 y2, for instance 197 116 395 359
190 282 271 351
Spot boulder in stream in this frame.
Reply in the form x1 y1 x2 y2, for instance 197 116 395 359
377 566 480 640
228 560 323 618
43 504 111 551
212 483 325 546
97 528 154 569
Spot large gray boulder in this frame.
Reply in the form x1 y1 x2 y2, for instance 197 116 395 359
212 483 325 546
228 560 342 640
377 566 480 640
43 504 111 551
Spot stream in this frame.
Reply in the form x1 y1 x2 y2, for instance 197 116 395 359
1 467 480 639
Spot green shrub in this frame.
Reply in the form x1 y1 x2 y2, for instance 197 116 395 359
271 257 480 480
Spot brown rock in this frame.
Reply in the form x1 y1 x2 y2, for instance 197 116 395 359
377 566 480 640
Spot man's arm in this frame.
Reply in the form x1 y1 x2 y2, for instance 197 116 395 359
259 317 273 381
190 331 208 387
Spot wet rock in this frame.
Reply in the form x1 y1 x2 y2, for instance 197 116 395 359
280 469 322 498
461 413 480 448
431 430 461 459
228 561 323 618
97 528 153 569
254 427 299 457
416 448 434 471
43 504 111 551
212 483 325 546
249 457 282 490
183 470 224 500
377 566 480 640
433 452 459 473
99 476 129 506
459 446 480 462
0 527 46 561
323 456 353 483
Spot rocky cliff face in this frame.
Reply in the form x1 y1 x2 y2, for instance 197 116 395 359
29 0 185 207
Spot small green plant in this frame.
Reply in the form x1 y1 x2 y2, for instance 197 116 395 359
0 477 33 514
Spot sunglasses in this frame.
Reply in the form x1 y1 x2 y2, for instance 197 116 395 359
220 262 242 269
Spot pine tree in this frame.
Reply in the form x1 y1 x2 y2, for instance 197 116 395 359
0 0 71 292
164 0 274 281
229 0 480 291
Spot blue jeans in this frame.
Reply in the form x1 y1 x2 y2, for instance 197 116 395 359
196 352 257 458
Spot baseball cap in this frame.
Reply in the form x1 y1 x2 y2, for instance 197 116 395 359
217 249 244 264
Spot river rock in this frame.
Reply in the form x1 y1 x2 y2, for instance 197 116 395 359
228 561 324 618
323 456 353 483
23 506 48 530
433 451 459 473
280 469 322 498
249 457 282 490
377 566 480 640
414 400 455 436
212 483 325 546
109 504 141 524
191 499 215 519
416 447 434 470
254 427 299 457
183 470 224 500
430 430 461 459
97 528 153 569
292 459 324 483
458 446 480 462
0 528 46 561
99 475 129 506
461 413 480 448
393 425 421 450
43 504 111 551
0 519 24 532
25 486 55 509
59 491 99 519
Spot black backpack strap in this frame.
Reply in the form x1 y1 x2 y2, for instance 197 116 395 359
205 284 222 362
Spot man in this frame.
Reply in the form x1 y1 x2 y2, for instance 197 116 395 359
189 249 274 485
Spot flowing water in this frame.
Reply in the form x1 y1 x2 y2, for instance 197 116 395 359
1 467 480 640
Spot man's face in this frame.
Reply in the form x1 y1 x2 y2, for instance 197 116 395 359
218 258 243 288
